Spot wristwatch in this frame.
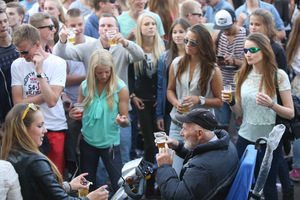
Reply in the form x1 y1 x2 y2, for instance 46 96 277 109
199 96 206 105
129 93 136 99
37 72 46 78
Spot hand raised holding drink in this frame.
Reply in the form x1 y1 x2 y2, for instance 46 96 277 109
221 85 234 103
154 132 166 149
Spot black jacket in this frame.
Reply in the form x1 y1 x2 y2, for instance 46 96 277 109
7 151 88 200
128 59 157 101
156 130 239 200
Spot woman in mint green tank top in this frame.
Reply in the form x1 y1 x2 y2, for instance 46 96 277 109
69 49 129 193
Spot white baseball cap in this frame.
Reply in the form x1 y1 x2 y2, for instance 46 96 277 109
213 9 236 30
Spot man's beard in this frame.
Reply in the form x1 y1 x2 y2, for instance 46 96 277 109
184 135 197 150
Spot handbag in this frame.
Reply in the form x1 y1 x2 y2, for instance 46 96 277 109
275 72 300 141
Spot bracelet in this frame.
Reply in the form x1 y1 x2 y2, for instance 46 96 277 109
63 181 71 193
198 96 201 104
69 183 72 191
268 101 275 109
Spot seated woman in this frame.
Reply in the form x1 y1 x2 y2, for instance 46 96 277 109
1 103 109 200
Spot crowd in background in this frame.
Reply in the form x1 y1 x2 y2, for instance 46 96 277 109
0 0 300 199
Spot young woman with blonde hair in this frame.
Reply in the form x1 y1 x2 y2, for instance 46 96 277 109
1 103 109 200
44 0 66 30
222 33 294 199
69 49 129 193
129 13 165 198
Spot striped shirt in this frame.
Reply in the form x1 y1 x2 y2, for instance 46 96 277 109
217 27 247 90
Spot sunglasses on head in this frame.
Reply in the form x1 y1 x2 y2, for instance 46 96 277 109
22 103 37 120
37 24 55 31
191 13 202 17
183 37 197 47
244 47 260 54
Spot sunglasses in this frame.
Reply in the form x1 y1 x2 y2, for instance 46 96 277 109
15 43 36 55
244 47 260 54
183 38 197 47
191 13 202 17
22 103 37 120
101 0 116 3
37 24 55 31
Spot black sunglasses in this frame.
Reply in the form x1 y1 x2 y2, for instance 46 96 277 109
183 38 197 47
101 0 116 3
37 24 55 31
244 47 261 54
15 43 36 55
191 13 202 17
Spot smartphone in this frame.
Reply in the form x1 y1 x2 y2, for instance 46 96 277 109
216 55 225 60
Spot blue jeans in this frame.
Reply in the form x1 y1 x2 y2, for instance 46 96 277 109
119 115 132 164
169 121 184 177
293 138 300 168
80 139 122 192
236 135 284 200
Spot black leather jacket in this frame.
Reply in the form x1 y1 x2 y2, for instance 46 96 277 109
7 151 88 200
156 129 239 200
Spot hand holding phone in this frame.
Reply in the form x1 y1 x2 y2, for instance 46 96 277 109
216 55 225 60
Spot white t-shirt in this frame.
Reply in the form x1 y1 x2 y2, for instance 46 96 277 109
11 54 68 130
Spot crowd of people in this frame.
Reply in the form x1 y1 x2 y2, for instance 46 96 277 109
0 0 300 200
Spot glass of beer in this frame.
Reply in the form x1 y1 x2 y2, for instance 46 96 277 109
78 181 92 197
223 85 233 102
74 103 84 119
106 30 117 46
67 28 76 43
180 100 189 114
154 132 167 149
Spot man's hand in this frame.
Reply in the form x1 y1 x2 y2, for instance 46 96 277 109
114 30 129 47
59 25 69 44
237 13 247 27
156 144 174 167
33 52 45 75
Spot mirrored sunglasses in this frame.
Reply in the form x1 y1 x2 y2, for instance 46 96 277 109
244 47 260 54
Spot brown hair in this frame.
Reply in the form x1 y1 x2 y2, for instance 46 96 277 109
148 0 172 39
234 33 278 103
13 24 41 47
166 17 190 65
249 8 278 42
286 13 300 68
176 24 216 96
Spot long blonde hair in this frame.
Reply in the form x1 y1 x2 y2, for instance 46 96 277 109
83 49 118 110
286 13 300 68
1 103 63 185
234 33 278 102
134 13 165 76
